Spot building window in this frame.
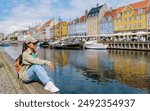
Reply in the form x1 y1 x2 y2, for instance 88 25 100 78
115 26 118 30
148 21 150 26
134 16 136 20
138 23 142 28
128 11 132 14
148 12 150 17
102 17 105 22
134 24 136 28
124 25 127 29
138 15 142 20
108 16 112 21
120 18 122 22
117 13 121 18
128 24 132 29
138 9 143 13
120 25 122 29
124 18 127 22
95 13 99 16
128 17 132 21
110 23 112 26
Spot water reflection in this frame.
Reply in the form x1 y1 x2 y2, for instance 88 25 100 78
108 50 150 90
2 46 150 94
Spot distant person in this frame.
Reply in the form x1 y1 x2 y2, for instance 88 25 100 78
15 37 59 93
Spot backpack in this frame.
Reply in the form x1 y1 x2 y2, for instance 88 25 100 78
15 55 22 79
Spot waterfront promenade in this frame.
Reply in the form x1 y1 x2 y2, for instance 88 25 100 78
0 49 26 94
0 48 54 94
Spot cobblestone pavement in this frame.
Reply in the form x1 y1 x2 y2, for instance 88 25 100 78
0 52 26 94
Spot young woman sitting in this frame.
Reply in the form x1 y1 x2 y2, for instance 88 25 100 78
18 37 59 93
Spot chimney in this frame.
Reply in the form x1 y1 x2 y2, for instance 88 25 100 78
110 7 113 12
85 10 88 19
96 3 99 7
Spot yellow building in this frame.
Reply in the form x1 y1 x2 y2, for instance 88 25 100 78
111 50 148 88
54 21 69 39
87 3 108 36
114 0 149 32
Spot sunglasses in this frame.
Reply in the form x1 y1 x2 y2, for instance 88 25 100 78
32 42 37 45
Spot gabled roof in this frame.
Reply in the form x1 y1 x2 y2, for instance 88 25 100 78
115 0 149 14
57 21 69 26
87 4 104 18
80 15 86 22
130 0 149 9
114 0 149 18
69 15 86 25
115 6 125 14
45 20 53 25
104 9 117 17
43 19 53 27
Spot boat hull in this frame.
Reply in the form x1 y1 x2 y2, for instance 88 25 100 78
84 44 108 50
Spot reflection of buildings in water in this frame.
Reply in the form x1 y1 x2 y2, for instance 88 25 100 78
37 49 69 69
86 51 99 71
52 50 69 66
86 50 113 71
108 50 150 89
69 50 114 82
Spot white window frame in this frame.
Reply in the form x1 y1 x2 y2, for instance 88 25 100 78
117 13 121 18
138 9 143 13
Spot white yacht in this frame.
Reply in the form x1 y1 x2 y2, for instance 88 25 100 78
83 41 108 49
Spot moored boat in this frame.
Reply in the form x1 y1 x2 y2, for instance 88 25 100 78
83 41 108 49
0 41 10 47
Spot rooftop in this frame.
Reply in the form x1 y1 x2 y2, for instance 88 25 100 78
87 4 104 18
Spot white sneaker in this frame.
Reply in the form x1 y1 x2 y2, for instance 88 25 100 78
44 81 59 93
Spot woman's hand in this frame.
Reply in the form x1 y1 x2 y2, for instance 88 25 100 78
50 63 55 70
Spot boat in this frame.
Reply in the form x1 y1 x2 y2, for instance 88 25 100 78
83 41 108 49
39 42 50 48
10 41 18 45
54 41 82 49
0 41 10 47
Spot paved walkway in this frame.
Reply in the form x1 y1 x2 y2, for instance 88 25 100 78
0 50 26 94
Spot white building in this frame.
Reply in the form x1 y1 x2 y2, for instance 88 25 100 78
0 33 4 41
68 15 87 37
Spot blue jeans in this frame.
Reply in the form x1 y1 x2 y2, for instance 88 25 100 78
27 65 53 85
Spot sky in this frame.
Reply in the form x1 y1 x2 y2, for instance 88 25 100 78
0 0 143 35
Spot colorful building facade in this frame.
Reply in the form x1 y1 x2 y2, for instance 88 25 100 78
147 1 150 31
40 19 55 39
114 0 149 33
68 15 87 37
87 3 109 36
68 20 77 36
0 33 4 41
100 9 116 34
54 21 69 39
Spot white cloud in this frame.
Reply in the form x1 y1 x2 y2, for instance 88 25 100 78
0 0 143 35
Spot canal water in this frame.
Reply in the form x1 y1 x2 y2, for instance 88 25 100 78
2 45 150 94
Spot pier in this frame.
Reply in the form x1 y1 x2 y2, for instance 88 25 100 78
107 41 150 51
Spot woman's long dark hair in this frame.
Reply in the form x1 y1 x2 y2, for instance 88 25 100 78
22 42 36 54
22 42 28 54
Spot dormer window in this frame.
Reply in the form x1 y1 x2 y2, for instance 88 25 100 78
148 12 150 17
138 9 143 13
128 11 132 14
117 13 121 18
102 17 106 22
108 16 112 21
